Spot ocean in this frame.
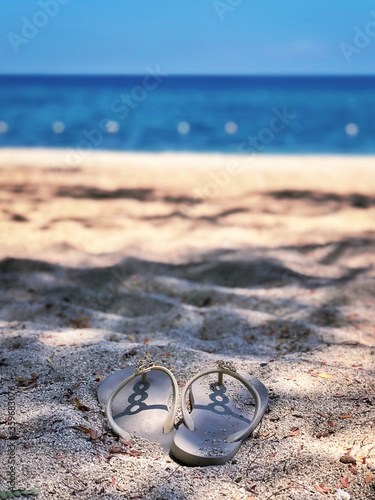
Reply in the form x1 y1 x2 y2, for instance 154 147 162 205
0 75 374 154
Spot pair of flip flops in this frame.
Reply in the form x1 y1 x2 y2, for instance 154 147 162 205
98 359 268 466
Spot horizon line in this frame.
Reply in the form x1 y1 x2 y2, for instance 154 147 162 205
1 73 375 78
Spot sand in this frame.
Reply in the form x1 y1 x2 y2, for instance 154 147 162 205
0 148 374 499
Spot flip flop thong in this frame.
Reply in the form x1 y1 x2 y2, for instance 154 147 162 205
171 361 268 466
98 360 179 451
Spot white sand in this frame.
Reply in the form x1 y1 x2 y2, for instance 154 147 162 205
0 149 374 499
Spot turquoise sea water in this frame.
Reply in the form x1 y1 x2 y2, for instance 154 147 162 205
0 75 374 154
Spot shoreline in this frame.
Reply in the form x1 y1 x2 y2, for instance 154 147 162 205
1 146 375 162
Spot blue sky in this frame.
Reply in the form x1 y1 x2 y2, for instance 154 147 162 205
1 0 374 74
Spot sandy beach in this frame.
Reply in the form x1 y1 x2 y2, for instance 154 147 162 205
0 148 374 499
